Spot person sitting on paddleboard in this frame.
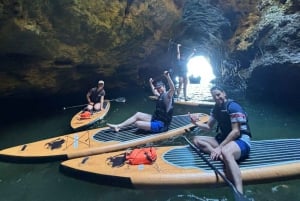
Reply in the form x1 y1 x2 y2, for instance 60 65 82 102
189 86 251 195
85 80 106 112
107 71 175 133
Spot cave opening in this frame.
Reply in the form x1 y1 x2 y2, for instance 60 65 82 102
186 55 215 85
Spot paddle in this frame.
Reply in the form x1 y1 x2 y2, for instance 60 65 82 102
63 97 126 110
109 97 126 103
63 104 88 110
182 136 251 201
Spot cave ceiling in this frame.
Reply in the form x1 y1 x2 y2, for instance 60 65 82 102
0 0 299 103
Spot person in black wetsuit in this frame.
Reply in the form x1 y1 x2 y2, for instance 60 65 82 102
107 71 175 133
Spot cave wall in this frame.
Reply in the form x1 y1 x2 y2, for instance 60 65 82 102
227 0 300 103
0 0 299 104
247 63 300 105
0 0 183 96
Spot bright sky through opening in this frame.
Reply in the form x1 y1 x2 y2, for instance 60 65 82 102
187 56 215 84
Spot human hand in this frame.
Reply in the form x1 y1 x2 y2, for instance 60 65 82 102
210 147 222 160
163 71 170 77
177 44 181 47
189 112 198 124
149 78 153 83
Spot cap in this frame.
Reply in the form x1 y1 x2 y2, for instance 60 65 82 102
98 80 104 85
154 81 164 89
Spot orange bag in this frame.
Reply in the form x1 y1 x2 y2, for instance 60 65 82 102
80 111 91 119
125 147 157 165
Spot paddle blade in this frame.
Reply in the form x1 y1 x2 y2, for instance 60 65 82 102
113 97 126 103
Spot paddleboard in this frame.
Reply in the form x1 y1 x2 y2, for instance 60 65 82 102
60 138 300 188
0 113 209 163
149 96 214 107
70 100 110 130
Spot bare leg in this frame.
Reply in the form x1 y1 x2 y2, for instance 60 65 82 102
135 120 152 131
193 136 244 193
94 103 101 111
221 142 243 194
183 76 188 100
106 123 120 132
107 112 152 132
86 104 93 111
193 136 219 154
177 77 183 98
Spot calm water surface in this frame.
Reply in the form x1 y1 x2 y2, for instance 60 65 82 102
0 87 299 201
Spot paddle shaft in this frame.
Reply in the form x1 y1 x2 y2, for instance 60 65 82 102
63 97 125 110
183 136 250 201
63 104 87 110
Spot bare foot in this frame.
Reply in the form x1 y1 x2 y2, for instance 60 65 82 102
107 123 120 132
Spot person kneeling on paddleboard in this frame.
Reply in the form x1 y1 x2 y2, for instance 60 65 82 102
107 71 175 133
85 80 106 113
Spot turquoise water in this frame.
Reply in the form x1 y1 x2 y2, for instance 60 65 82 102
0 88 300 201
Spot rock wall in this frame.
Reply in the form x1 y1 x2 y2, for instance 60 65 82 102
0 0 182 95
0 0 299 105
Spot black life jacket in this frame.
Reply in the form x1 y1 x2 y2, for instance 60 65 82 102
213 99 251 141
90 87 105 102
152 93 173 127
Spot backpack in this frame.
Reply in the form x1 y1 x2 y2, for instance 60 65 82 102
80 111 92 119
106 147 157 167
125 147 157 165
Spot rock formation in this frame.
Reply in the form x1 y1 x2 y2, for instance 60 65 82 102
0 0 299 105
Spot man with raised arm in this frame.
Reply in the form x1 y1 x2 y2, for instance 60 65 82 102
107 71 175 133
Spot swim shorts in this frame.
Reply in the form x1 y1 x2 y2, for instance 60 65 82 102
150 120 165 133
235 139 250 161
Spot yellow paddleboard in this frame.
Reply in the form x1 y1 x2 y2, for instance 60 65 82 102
61 139 300 188
0 113 209 163
70 100 110 130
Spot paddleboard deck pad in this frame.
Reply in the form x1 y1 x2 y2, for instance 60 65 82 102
70 100 110 130
60 138 300 188
149 96 214 107
0 113 209 163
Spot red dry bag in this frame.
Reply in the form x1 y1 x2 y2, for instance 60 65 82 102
125 147 157 165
